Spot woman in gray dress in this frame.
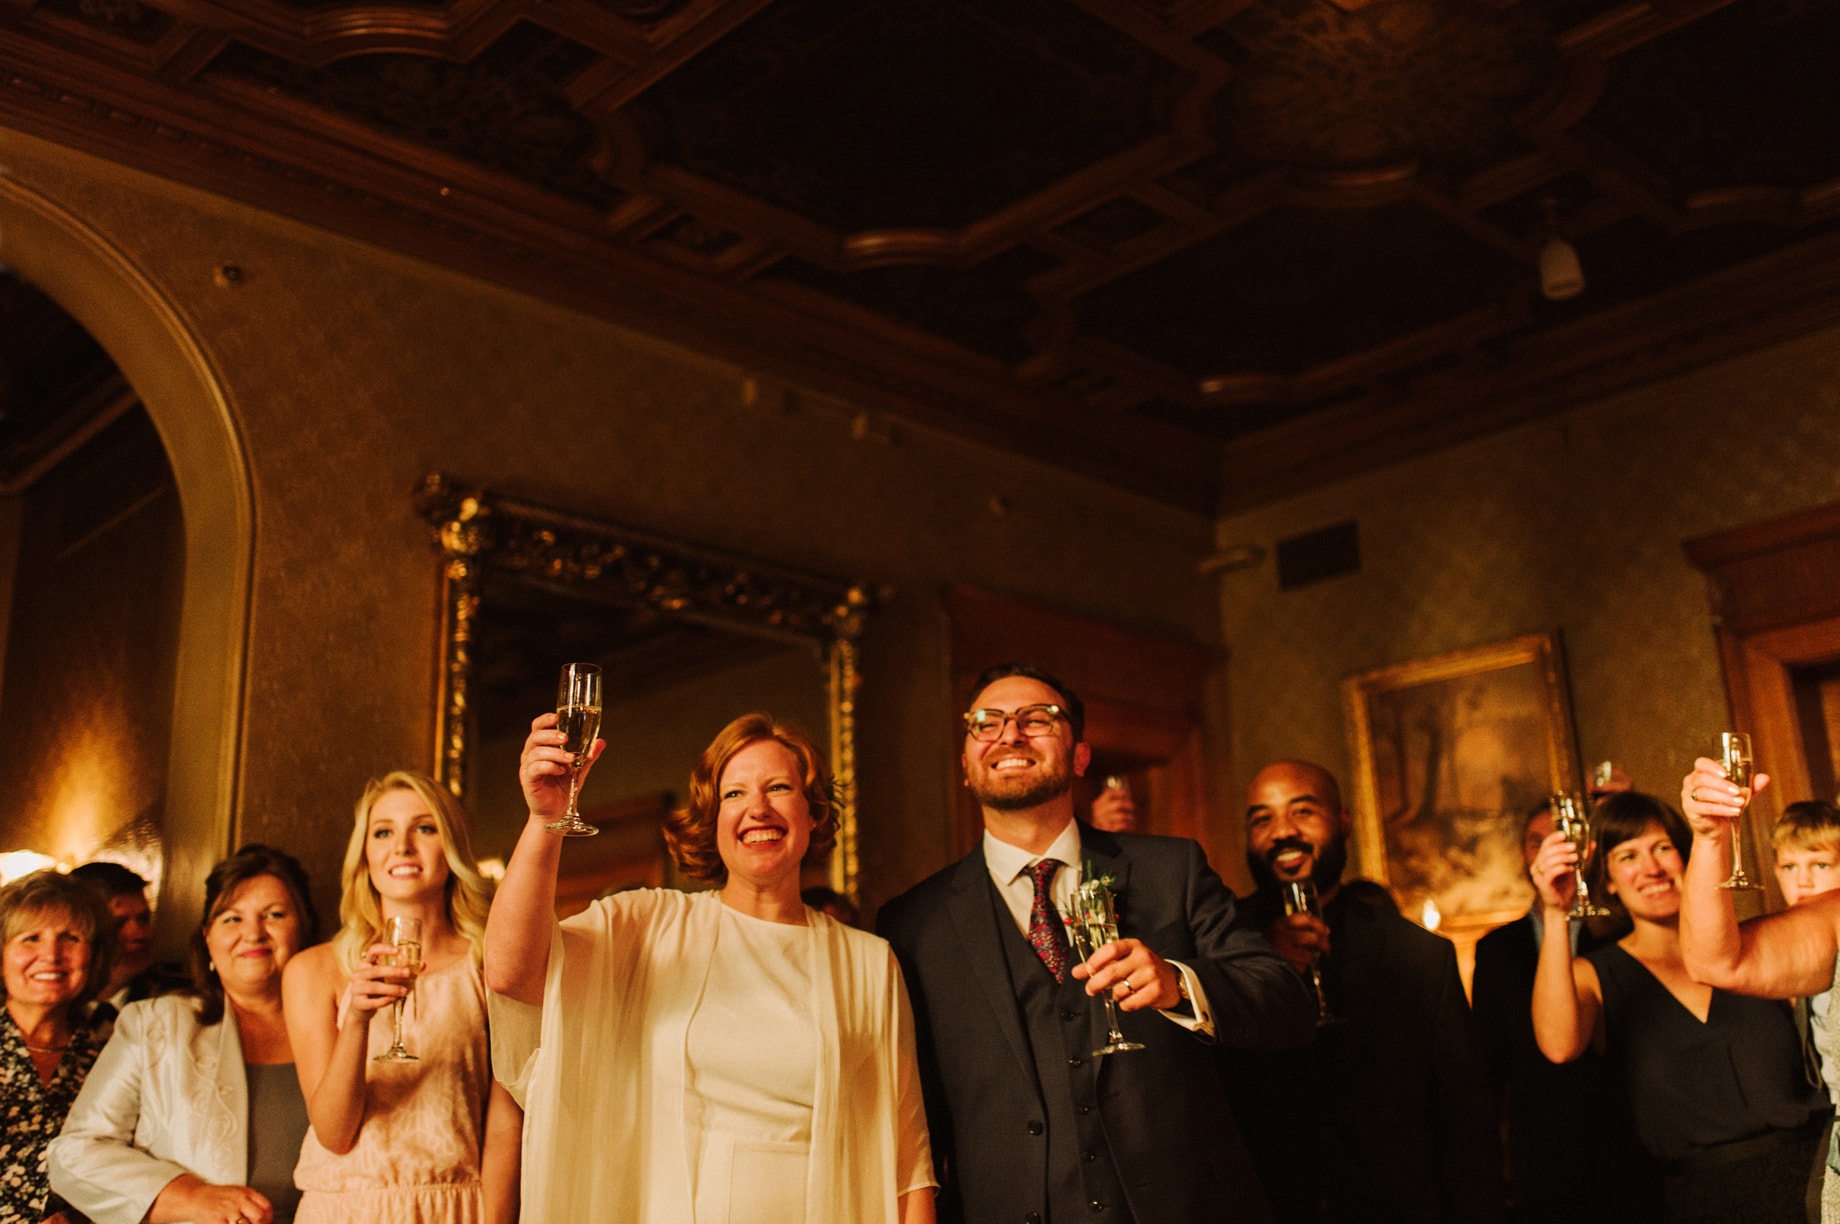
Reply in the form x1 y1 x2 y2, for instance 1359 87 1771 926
50 845 317 1224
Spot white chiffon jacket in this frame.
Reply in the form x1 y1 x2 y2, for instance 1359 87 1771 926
47 995 252 1224
490 887 933 1224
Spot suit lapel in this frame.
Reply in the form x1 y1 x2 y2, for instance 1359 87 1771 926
947 850 1041 1085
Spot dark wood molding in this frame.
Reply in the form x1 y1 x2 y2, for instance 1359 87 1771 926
1686 500 1840 639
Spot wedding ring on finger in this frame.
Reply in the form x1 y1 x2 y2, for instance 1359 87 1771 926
1691 787 1702 802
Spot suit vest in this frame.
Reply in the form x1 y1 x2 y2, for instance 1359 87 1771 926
992 876 1136 1222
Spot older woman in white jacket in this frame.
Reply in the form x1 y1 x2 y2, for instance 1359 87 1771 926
50 846 317 1224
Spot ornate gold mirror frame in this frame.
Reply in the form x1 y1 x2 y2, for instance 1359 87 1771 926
415 474 871 898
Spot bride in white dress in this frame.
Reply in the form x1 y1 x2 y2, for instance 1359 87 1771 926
486 711 935 1224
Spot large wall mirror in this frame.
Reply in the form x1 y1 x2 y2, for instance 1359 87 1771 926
416 475 871 910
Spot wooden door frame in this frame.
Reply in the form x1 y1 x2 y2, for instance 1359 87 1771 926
1686 500 1840 909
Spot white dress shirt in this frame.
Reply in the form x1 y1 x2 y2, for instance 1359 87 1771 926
981 818 1214 1035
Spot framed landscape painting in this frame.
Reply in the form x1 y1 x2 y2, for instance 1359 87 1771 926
1342 632 1581 937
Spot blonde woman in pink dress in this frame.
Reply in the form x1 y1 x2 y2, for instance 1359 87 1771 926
282 771 520 1224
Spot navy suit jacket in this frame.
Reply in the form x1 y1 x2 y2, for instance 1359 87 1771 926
1221 888 1504 1224
879 826 1314 1224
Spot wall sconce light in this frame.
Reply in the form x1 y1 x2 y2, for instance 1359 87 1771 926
1539 197 1585 301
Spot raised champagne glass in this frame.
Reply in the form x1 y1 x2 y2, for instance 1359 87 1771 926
1282 878 1338 1026
548 662 602 837
1717 732 1761 892
1066 877 1146 1057
374 915 422 1062
1590 760 1615 797
1550 793 1611 919
1093 774 1136 834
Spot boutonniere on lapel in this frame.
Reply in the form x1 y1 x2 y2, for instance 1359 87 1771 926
1070 859 1125 935
1081 859 1120 896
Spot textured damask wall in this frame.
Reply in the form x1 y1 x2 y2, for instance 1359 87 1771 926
1215 324 1840 879
0 128 1220 925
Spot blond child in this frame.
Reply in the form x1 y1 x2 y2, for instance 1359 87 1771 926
1773 800 1840 1105
1775 801 1840 907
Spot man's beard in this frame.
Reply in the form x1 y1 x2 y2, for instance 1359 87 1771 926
970 756 1074 811
1245 833 1347 895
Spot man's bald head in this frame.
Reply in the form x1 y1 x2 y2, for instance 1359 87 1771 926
1245 759 1351 891
1251 760 1343 815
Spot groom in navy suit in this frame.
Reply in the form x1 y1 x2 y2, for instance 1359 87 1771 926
880 664 1313 1224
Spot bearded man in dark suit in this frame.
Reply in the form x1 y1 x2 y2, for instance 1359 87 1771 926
1219 759 1504 1224
879 664 1313 1224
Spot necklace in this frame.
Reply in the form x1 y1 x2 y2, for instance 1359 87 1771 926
23 1040 68 1054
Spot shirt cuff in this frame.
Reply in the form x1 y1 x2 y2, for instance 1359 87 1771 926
1157 960 1214 1037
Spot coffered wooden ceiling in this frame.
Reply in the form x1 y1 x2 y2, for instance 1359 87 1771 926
1 0 1837 512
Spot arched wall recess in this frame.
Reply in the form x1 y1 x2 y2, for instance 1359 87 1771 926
0 168 254 946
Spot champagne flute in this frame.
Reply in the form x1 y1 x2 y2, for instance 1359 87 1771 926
1282 879 1338 1026
1550 793 1611 919
1067 878 1145 1057
1717 732 1761 892
374 916 422 1062
547 662 602 837
1590 760 1615 797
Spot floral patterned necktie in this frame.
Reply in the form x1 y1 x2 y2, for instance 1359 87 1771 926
1026 859 1073 983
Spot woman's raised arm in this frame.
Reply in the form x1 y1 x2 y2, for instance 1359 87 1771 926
1527 830 1604 1063
482 714 602 1005
1679 759 1839 996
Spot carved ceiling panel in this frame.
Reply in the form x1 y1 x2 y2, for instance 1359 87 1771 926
1206 0 1560 174
34 0 172 44
1077 200 1524 380
625 0 1184 232
1589 0 1840 192
209 25 618 208
0 0 1835 511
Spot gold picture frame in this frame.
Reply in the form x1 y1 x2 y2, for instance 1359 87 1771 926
415 474 872 900
1342 631 1580 936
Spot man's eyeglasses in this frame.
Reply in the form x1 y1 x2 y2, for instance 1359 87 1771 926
963 704 1063 742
